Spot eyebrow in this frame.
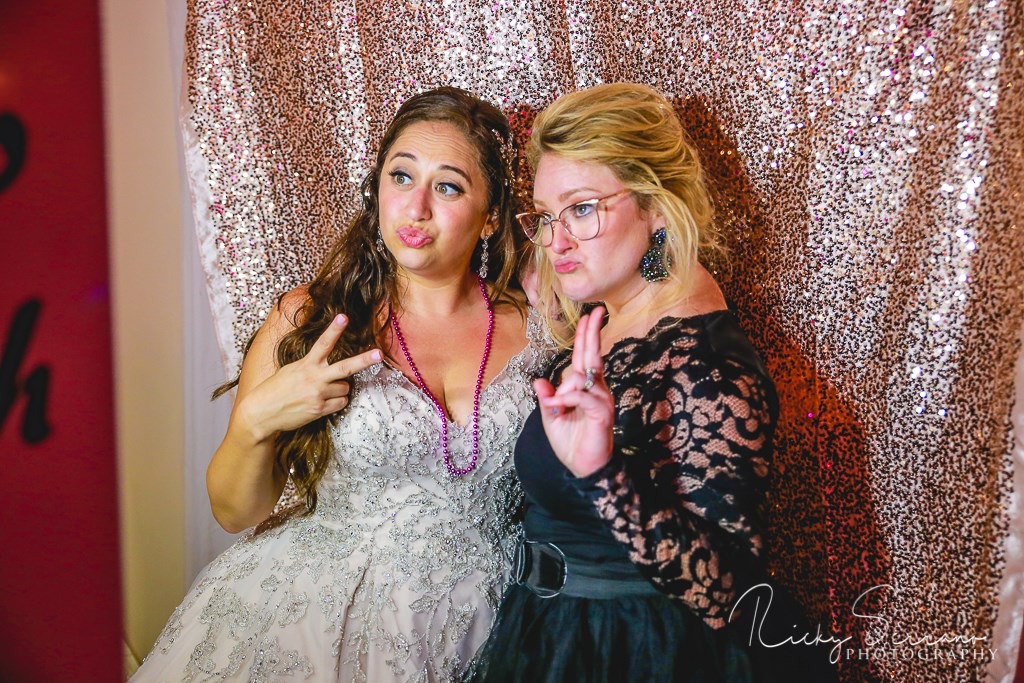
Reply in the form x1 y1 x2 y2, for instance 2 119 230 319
535 187 602 209
559 187 601 202
388 152 474 186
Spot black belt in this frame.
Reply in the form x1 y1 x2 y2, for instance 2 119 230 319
512 539 662 599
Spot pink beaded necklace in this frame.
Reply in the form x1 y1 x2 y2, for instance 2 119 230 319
390 275 494 476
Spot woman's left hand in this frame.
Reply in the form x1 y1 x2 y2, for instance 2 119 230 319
534 306 616 477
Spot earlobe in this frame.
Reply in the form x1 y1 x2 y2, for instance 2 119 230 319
645 208 666 235
481 211 499 240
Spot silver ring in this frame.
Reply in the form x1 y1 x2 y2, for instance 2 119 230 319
583 367 596 392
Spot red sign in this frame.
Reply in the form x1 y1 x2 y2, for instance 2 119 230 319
0 1 123 679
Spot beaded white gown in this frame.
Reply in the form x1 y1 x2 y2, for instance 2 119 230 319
132 315 550 683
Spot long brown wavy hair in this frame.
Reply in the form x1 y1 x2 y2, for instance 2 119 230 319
218 87 525 531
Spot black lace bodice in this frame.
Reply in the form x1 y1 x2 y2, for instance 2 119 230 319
519 310 778 628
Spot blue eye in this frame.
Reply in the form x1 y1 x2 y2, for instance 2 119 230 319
571 201 597 218
436 182 464 197
388 170 412 186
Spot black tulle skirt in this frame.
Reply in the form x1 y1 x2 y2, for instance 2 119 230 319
467 583 839 683
467 584 756 683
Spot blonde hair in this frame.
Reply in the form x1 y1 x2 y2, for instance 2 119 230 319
526 82 722 347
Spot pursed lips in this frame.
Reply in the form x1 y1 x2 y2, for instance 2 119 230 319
397 226 432 248
553 258 579 274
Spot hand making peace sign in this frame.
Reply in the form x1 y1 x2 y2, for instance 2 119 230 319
239 314 383 441
533 306 616 478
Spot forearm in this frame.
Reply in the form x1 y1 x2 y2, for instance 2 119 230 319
574 457 754 626
206 405 287 533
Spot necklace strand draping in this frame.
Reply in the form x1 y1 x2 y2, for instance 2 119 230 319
390 275 494 476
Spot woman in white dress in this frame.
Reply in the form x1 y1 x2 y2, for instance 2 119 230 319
133 87 549 682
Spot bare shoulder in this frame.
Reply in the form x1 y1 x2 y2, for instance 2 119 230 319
669 265 727 318
485 287 530 366
492 288 529 335
266 285 310 336
238 285 310 386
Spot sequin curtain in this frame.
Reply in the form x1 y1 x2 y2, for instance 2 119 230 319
182 1 1024 680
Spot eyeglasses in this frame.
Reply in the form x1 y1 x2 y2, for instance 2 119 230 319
516 190 632 246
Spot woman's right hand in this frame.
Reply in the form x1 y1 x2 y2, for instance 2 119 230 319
534 307 616 478
234 314 383 443
208 296 382 532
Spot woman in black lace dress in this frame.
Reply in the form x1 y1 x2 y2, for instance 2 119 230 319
471 83 834 682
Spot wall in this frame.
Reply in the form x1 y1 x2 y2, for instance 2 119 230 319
103 2 235 668
102 0 185 667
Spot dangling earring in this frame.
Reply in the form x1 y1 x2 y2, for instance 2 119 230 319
478 236 490 279
376 229 386 254
640 228 670 282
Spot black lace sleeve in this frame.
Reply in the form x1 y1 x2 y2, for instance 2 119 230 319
571 315 776 628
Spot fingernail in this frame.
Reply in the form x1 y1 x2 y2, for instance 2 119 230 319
550 407 559 416
372 350 383 362
335 314 346 325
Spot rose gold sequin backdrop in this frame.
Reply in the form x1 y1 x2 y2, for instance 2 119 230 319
183 2 1023 681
